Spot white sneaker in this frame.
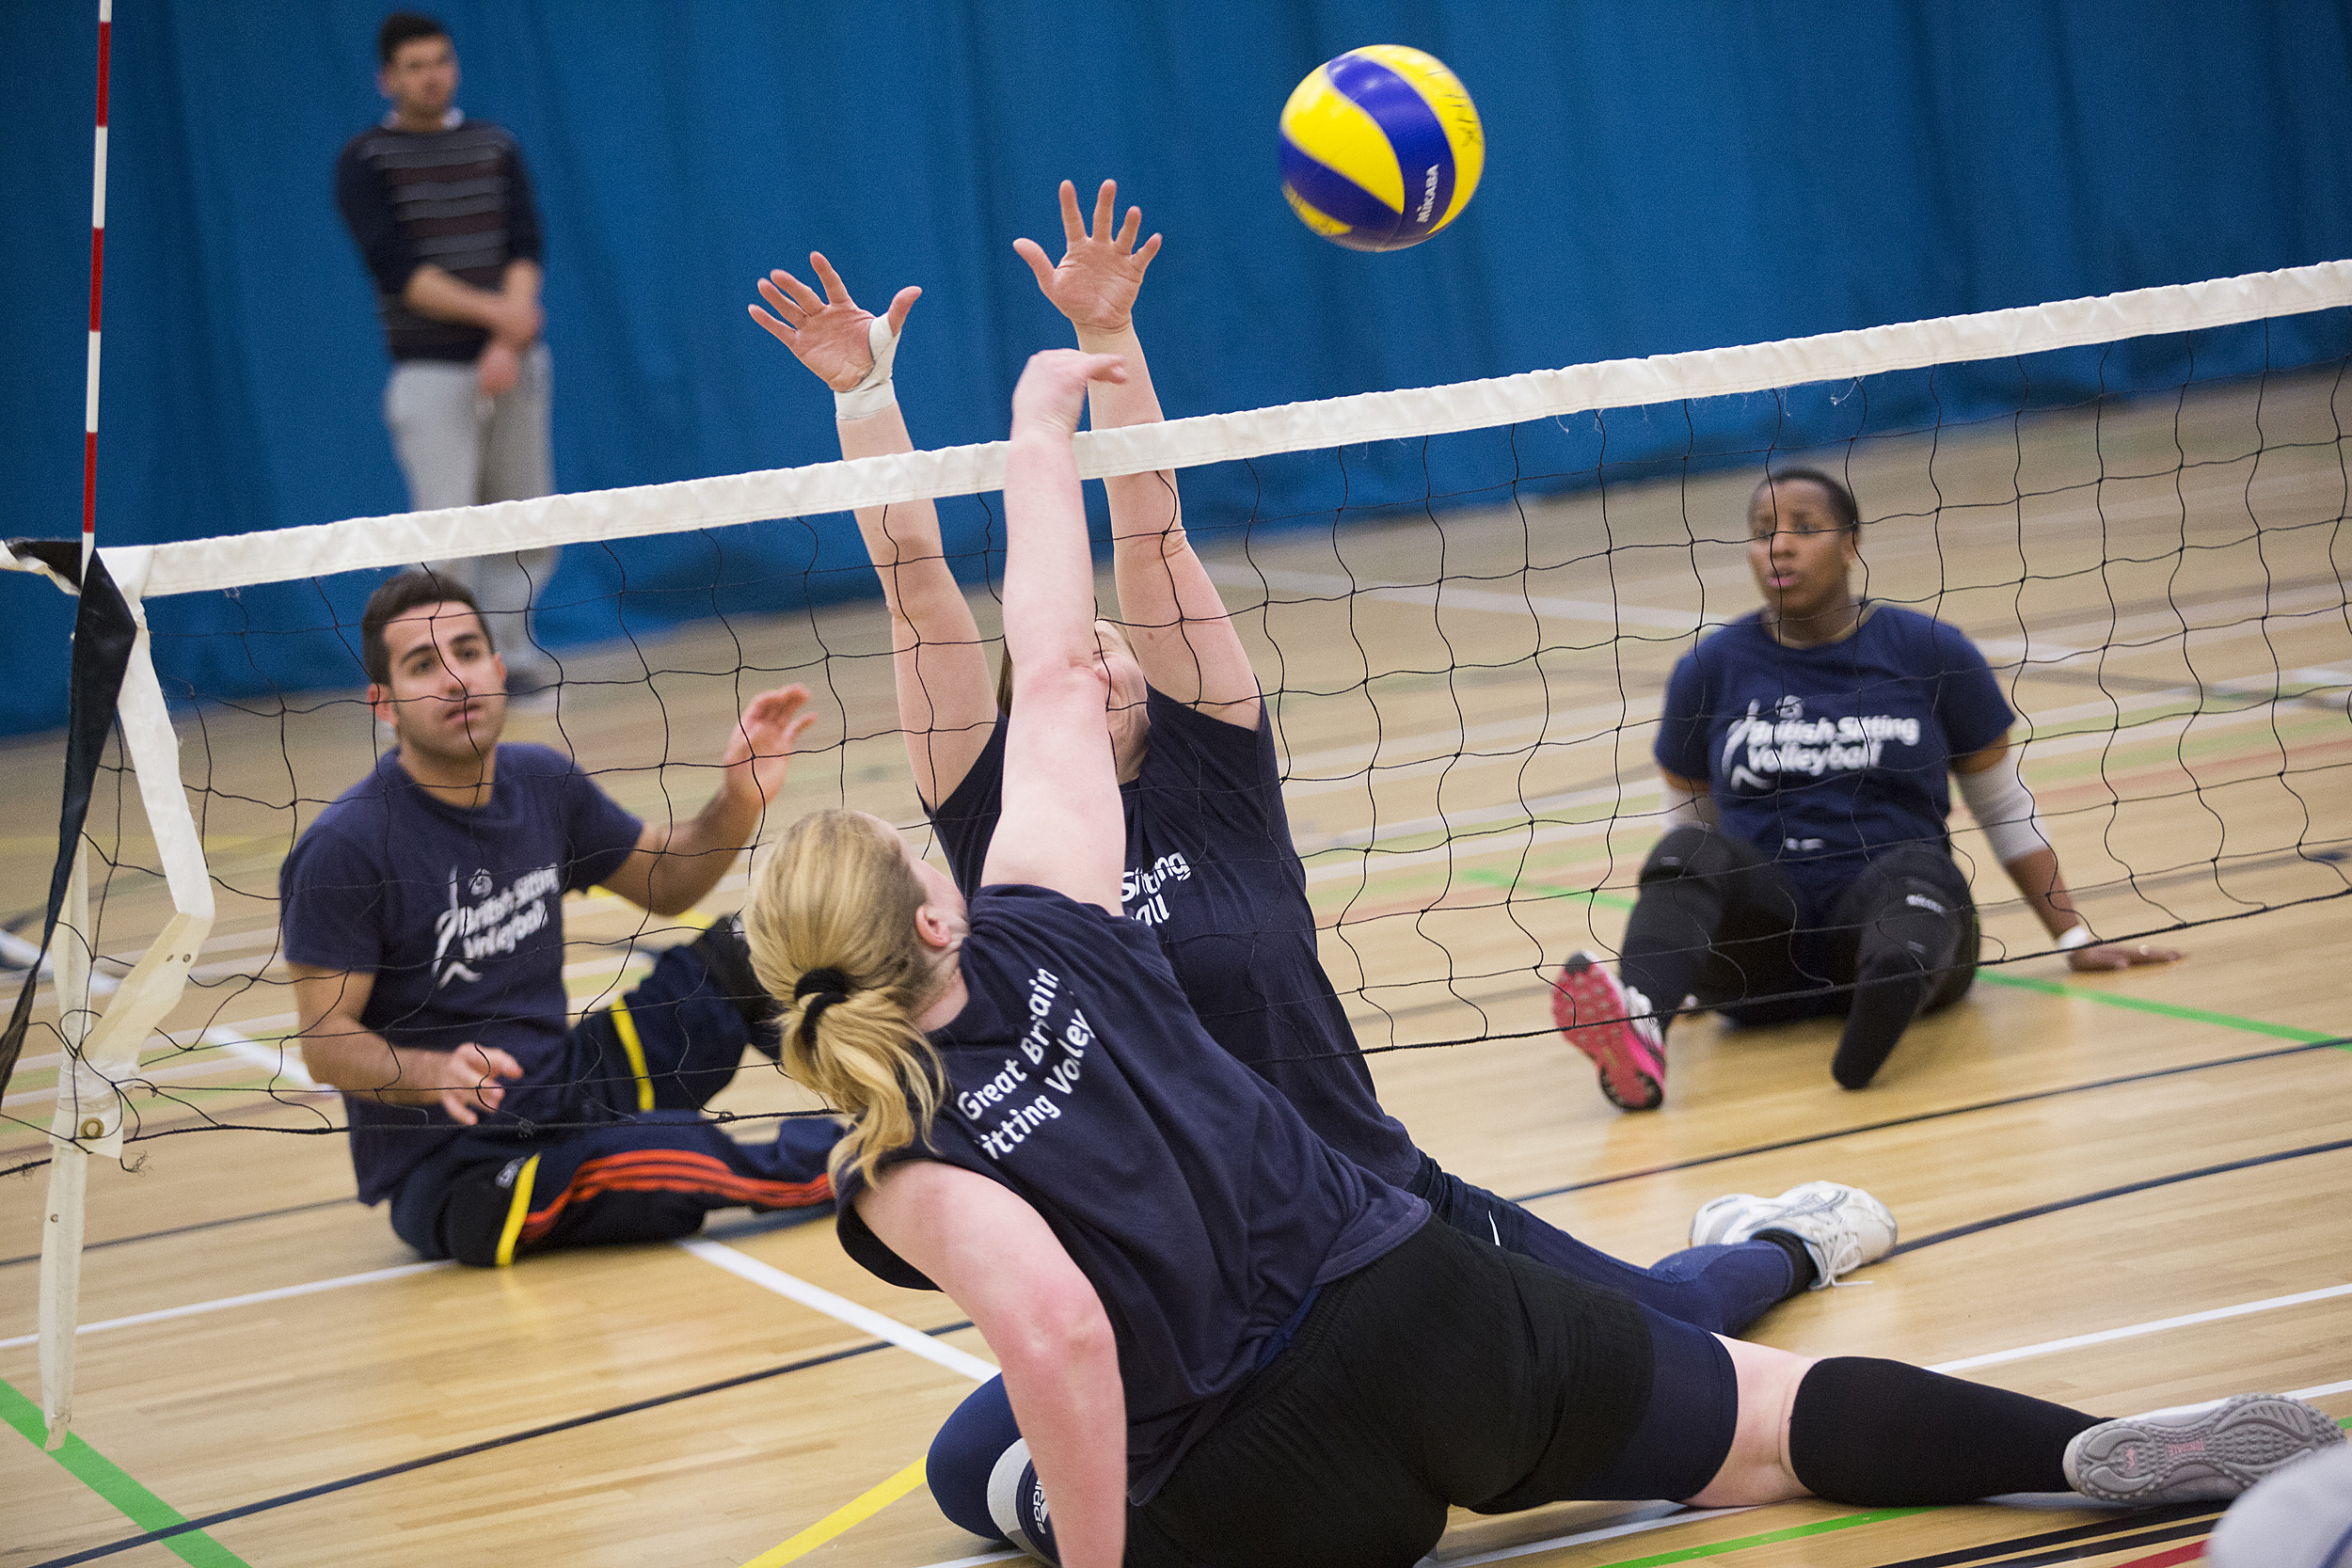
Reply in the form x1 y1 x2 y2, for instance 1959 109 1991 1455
1688 1180 1897 1290
2064 1393 2345 1505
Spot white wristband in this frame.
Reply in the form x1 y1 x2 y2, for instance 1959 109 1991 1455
834 315 900 420
2057 925 2095 951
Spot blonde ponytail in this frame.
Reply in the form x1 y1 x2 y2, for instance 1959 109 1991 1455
744 810 946 1188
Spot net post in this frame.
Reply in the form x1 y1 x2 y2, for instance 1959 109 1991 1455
82 0 111 577
38 0 120 1444
34 585 215 1450
37 1140 88 1450
40 832 95 1449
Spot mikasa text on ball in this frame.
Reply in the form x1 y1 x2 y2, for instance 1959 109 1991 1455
1280 45 1483 252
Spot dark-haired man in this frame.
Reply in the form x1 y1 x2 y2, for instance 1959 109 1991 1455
335 11 560 693
280 572 837 1265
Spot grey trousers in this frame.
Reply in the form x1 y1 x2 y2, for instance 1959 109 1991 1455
384 341 559 683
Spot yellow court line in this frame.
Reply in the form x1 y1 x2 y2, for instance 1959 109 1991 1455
741 1456 929 1568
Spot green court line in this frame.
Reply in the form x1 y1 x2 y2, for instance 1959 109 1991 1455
1461 867 1635 911
1465 868 2343 1046
1972 971 2340 1043
1588 1506 1932 1567
0 1376 251 1568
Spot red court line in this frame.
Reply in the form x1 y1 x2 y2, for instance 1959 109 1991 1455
2109 1544 2203 1568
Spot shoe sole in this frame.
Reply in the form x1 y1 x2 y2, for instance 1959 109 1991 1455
2070 1394 2345 1504
1549 959 1662 1111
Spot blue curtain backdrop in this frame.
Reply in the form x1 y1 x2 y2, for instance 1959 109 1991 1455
2 1 2348 734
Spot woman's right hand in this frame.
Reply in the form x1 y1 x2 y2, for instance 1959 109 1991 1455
1009 349 1128 436
750 252 921 392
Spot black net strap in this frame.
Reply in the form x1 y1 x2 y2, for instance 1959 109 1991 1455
0 540 137 1103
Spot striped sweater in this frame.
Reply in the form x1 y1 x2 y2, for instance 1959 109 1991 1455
334 116 543 362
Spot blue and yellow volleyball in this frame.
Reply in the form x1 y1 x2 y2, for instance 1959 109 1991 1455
1280 45 1484 252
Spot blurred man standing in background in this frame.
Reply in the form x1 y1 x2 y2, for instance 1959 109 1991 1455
336 11 560 695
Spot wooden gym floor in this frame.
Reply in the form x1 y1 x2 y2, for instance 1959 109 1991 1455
4 372 2350 1566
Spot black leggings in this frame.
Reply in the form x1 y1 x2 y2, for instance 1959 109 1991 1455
1621 827 1979 1086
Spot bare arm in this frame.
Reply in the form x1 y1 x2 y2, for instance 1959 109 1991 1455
599 686 816 916
981 352 1131 913
858 1162 1126 1568
403 259 542 343
289 964 520 1125
1659 768 1722 828
751 258 998 804
1016 181 1259 726
1952 736 2183 972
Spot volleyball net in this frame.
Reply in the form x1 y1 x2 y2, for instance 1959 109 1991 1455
5 259 2352 1434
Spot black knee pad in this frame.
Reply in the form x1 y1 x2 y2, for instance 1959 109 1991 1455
1638 824 1724 883
438 1154 536 1268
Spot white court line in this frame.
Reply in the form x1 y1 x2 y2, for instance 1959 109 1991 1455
0 1260 450 1351
2292 1377 2352 1400
1928 1281 2352 1373
210 1029 318 1088
675 1238 998 1384
2 1027 324 1109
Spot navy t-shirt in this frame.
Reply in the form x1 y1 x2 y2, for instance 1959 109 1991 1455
278 744 644 1202
834 883 1428 1503
927 688 1421 1187
1654 605 2016 922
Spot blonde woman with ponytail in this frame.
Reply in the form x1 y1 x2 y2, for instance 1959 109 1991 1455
742 351 2333 1568
745 806 947 1188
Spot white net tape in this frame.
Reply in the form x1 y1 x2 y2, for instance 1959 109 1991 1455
84 259 2352 602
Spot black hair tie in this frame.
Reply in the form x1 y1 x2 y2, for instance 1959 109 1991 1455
794 967 851 1046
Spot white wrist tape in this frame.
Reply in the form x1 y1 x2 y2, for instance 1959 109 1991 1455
1954 748 2049 865
2057 924 2096 950
834 314 900 420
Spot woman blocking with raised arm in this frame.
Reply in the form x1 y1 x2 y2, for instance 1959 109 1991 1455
752 185 1879 1353
742 351 2340 1568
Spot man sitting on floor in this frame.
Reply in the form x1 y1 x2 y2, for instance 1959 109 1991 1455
282 570 836 1265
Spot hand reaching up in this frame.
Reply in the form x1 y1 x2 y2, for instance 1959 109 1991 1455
1014 180 1162 337
751 253 921 392
718 684 818 809
1010 349 1129 437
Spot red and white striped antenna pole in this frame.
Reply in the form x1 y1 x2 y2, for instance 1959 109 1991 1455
82 0 112 573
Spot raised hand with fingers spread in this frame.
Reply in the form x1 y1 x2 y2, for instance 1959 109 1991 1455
744 249 993 808
1014 179 1163 338
751 252 922 398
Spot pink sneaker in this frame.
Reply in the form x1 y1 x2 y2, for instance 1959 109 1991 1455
1549 953 1665 1111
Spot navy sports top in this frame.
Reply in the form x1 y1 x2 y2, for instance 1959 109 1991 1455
1654 605 2015 922
279 744 642 1201
835 883 1429 1502
927 688 1422 1186
334 117 545 362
